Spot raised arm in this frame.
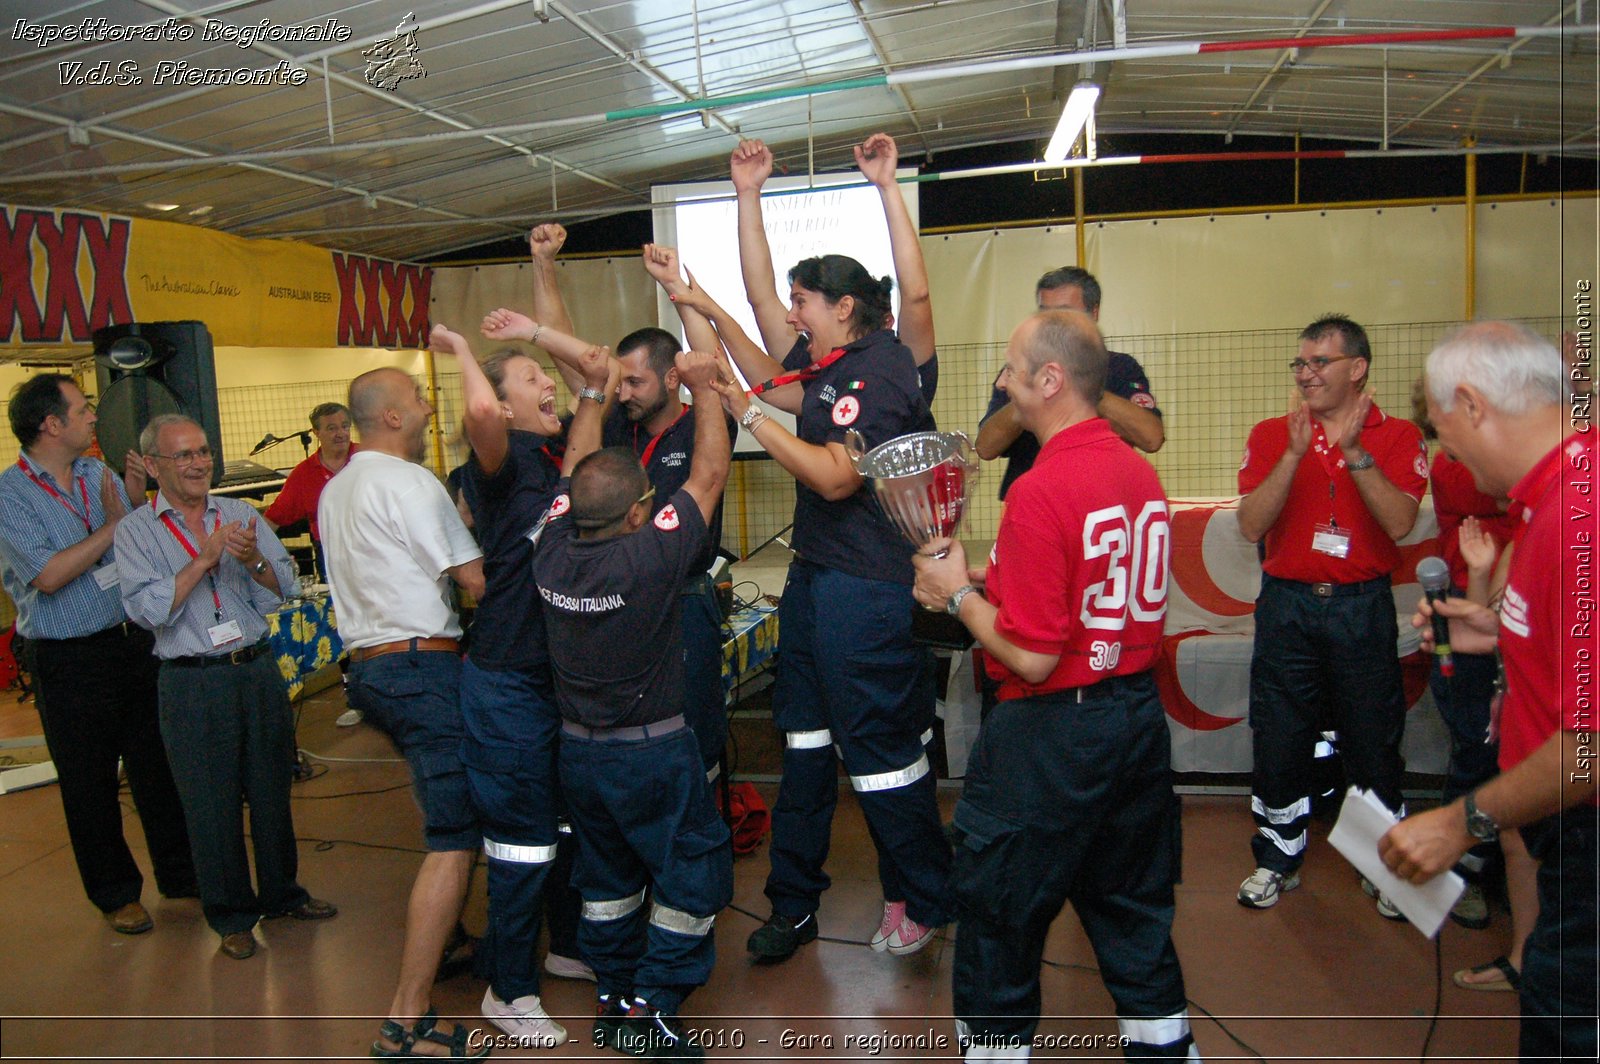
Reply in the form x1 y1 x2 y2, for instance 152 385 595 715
671 270 803 415
562 344 615 477
435 323 511 477
675 351 732 525
528 223 580 391
643 244 719 358
855 133 933 367
481 308 621 417
730 140 798 358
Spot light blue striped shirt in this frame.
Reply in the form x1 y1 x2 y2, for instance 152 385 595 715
114 490 296 660
0 454 130 639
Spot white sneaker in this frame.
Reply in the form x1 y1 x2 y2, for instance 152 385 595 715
335 708 362 727
1237 867 1300 909
543 951 596 982
482 988 568 1047
1360 876 1406 921
870 900 905 953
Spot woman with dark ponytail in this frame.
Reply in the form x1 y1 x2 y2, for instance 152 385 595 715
707 132 951 966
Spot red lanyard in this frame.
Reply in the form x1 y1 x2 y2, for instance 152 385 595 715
18 458 92 533
749 346 848 396
159 510 224 620
636 407 690 469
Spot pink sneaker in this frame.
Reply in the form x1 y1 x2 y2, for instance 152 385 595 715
870 900 905 952
886 910 937 956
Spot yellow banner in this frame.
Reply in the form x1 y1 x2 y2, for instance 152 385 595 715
1 204 430 349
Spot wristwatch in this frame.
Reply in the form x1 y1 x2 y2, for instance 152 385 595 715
1463 791 1499 843
1345 450 1376 472
251 558 269 575
577 386 606 404
946 584 979 616
739 405 765 429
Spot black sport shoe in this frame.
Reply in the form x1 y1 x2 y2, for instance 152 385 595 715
628 1005 704 1061
746 912 817 962
594 994 648 1056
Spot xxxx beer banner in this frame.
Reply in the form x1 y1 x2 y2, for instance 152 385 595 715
1 203 430 351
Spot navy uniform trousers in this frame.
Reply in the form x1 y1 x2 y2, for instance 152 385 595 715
1249 575 1407 873
461 657 571 1004
951 674 1195 1060
562 720 732 1016
763 559 951 929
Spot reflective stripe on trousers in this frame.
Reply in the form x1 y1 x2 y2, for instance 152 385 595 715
582 887 646 922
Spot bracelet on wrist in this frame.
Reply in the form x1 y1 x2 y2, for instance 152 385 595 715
530 323 544 346
739 404 765 429
577 386 605 404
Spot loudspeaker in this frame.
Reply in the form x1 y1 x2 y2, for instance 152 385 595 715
92 321 223 487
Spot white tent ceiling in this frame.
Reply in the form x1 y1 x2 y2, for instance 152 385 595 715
2 0 1594 261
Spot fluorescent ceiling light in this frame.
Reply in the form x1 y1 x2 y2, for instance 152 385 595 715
1043 82 1100 163
144 202 180 211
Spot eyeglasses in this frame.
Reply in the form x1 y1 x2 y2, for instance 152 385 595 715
149 446 214 466
1288 354 1355 375
636 485 657 507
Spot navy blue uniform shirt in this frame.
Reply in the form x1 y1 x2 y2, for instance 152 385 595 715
460 430 562 675
782 328 935 586
982 348 1160 500
603 402 736 572
533 486 708 729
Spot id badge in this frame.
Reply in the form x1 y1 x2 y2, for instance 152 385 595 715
207 619 244 648
1311 522 1351 558
92 563 119 590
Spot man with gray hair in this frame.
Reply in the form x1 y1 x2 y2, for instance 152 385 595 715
1381 320 1596 1062
115 414 335 961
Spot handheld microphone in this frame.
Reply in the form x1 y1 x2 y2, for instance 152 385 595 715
248 433 279 457
1415 555 1454 677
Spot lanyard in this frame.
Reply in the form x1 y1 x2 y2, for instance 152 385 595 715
18 458 92 533
1307 424 1347 526
636 406 690 469
159 510 224 621
749 345 849 396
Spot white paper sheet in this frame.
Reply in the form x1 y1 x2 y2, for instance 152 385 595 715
1327 786 1464 939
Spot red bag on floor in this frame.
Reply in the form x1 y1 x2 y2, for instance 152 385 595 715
715 781 771 856
0 625 20 690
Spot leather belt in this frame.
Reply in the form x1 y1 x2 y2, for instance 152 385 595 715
562 714 685 742
351 636 460 662
165 640 270 668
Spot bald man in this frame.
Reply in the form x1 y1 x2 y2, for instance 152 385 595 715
319 367 489 1056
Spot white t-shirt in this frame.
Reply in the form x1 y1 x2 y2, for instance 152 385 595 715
317 450 482 649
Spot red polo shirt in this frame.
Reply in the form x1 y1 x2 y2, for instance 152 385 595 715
263 445 358 540
1238 401 1428 583
985 419 1170 699
1497 432 1598 788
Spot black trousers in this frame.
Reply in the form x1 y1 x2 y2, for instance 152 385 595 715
1519 811 1599 1062
24 624 194 912
157 651 308 934
1248 575 1407 873
951 675 1193 1059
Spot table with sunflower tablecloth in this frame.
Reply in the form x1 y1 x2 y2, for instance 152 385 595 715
267 594 342 702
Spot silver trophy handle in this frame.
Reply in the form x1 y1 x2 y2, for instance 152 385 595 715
843 428 869 473
949 428 978 471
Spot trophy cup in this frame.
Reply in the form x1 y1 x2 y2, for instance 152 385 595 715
845 428 979 647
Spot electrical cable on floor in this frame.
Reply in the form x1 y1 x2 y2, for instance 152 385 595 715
291 780 414 800
1419 931 1444 1062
